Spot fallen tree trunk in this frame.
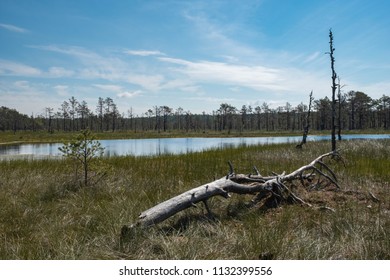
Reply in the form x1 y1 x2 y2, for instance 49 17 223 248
122 151 341 235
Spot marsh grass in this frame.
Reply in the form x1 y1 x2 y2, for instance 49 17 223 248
0 140 389 259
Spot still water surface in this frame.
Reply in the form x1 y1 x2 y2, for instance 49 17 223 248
1 134 389 158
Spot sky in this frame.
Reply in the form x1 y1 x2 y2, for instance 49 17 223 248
1 0 389 116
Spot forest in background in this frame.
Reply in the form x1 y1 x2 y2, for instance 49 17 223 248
1 91 390 134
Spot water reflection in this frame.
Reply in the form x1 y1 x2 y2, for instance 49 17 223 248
0 134 389 158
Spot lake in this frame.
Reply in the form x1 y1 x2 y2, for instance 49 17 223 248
0 134 389 158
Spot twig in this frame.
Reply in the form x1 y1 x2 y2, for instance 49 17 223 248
368 191 380 203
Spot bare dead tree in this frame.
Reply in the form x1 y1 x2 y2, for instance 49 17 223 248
296 91 314 149
337 77 346 141
328 29 337 151
121 151 341 235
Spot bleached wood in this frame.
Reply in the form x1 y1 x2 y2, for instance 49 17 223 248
122 151 340 233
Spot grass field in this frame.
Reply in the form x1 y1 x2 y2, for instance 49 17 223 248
0 139 389 259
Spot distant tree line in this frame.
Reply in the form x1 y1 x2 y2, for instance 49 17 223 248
1 91 390 134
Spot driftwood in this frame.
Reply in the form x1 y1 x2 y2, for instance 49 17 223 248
122 151 341 235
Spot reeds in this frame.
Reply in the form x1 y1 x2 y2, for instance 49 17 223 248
0 140 389 259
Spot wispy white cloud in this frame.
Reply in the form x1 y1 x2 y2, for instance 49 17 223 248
351 81 390 99
0 80 41 97
32 45 166 91
303 51 321 64
124 50 165 56
0 23 28 33
93 84 123 92
0 80 61 114
30 45 96 59
30 45 123 78
2 42 331 115
159 56 285 91
94 84 141 99
186 96 237 106
53 85 70 96
48 67 74 78
0 59 76 79
117 90 141 99
27 44 328 100
157 55 332 106
159 78 200 93
182 8 264 63
126 74 164 92
14 80 31 89
0 59 41 76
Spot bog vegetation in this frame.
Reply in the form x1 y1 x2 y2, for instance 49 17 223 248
0 139 389 259
1 27 388 261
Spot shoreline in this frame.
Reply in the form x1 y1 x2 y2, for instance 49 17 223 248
1 129 389 145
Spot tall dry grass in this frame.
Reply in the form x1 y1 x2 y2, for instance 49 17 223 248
0 139 389 259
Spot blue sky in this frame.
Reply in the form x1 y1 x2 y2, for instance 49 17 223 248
1 0 389 116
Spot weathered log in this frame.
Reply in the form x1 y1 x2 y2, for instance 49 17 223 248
122 151 340 234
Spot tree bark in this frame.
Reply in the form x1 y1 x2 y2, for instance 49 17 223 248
122 151 340 235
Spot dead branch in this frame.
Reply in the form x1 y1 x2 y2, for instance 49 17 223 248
368 191 380 203
121 151 341 235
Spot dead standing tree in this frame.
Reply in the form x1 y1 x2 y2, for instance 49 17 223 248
296 91 314 149
328 29 338 151
122 151 341 234
337 76 346 141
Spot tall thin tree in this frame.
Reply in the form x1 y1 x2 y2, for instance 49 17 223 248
328 29 337 151
96 97 104 132
337 76 346 140
296 91 313 149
